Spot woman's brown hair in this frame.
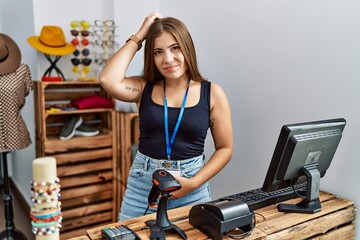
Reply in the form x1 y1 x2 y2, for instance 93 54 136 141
143 17 205 83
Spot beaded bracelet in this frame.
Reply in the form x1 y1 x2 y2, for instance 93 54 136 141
31 210 61 219
31 202 61 213
31 183 60 193
31 217 62 228
31 187 60 196
31 194 60 204
31 178 60 186
30 212 62 223
32 226 60 235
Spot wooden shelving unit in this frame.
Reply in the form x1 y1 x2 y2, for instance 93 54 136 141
33 81 117 239
115 112 139 213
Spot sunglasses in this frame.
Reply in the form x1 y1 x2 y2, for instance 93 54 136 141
94 20 115 28
71 20 91 30
94 58 107 65
93 29 116 36
73 48 90 57
71 58 92 66
94 39 118 47
71 38 91 46
71 29 91 37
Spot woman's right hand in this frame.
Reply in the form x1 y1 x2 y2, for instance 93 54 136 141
135 11 163 41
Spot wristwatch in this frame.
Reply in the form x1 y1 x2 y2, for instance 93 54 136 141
126 35 142 51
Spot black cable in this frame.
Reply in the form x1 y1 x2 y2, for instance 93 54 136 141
143 205 150 216
224 211 256 239
254 211 266 222
292 183 306 199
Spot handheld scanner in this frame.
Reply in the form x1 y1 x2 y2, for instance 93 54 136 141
148 170 182 208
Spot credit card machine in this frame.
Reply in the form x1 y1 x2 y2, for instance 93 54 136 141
101 225 141 240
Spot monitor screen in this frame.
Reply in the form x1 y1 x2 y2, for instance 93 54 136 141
261 118 346 213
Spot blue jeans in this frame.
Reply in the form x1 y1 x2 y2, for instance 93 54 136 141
118 151 212 221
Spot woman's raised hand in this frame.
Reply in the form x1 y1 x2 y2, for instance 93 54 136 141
135 11 163 40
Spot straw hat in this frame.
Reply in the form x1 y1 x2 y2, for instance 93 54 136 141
27 25 75 56
0 33 21 75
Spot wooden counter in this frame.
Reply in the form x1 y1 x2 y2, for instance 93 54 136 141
81 191 356 240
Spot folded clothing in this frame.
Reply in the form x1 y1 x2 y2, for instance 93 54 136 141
70 95 114 110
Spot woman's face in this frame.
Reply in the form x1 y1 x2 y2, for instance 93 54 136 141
153 32 188 81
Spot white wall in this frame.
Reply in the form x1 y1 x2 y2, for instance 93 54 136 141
1 0 37 202
160 0 360 194
0 0 159 203
1 0 359 237
160 0 360 237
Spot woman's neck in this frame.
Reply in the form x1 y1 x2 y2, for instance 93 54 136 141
164 76 190 90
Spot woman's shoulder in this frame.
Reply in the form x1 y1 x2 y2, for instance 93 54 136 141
207 81 224 93
209 81 228 102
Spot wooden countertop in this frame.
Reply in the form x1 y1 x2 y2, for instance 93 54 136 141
80 191 356 240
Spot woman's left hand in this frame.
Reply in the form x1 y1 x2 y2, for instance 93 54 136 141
169 176 196 199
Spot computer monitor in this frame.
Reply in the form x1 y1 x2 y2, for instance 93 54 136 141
262 118 346 213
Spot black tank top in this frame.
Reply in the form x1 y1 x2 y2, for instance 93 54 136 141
138 81 211 160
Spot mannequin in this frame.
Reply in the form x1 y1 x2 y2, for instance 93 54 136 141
0 63 32 150
1 33 32 240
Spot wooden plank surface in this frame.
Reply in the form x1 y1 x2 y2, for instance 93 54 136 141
61 230 91 240
62 201 113 220
62 209 113 234
44 134 113 153
61 182 113 200
256 197 355 235
51 147 112 165
57 158 112 177
60 171 113 189
44 90 100 101
265 204 356 239
61 190 113 209
86 205 266 240
115 112 139 215
66 235 90 240
85 192 356 240
110 110 118 221
311 224 355 240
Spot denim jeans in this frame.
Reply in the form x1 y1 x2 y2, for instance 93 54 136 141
118 151 212 221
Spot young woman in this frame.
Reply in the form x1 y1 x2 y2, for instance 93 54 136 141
99 12 233 220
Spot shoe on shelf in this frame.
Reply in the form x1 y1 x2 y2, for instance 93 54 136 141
59 115 83 140
74 124 100 137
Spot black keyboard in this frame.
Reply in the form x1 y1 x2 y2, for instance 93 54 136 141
217 182 307 211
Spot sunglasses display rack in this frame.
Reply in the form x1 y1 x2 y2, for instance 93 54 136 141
70 20 95 81
92 20 119 77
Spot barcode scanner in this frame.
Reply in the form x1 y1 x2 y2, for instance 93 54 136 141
145 170 187 240
148 170 182 207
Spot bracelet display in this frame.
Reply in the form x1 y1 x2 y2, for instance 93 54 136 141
126 34 142 51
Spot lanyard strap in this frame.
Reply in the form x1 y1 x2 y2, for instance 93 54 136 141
164 80 190 160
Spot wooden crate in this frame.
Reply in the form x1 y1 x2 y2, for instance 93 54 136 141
115 112 139 214
33 81 117 239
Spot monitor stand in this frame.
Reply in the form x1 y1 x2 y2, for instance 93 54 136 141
277 165 321 214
